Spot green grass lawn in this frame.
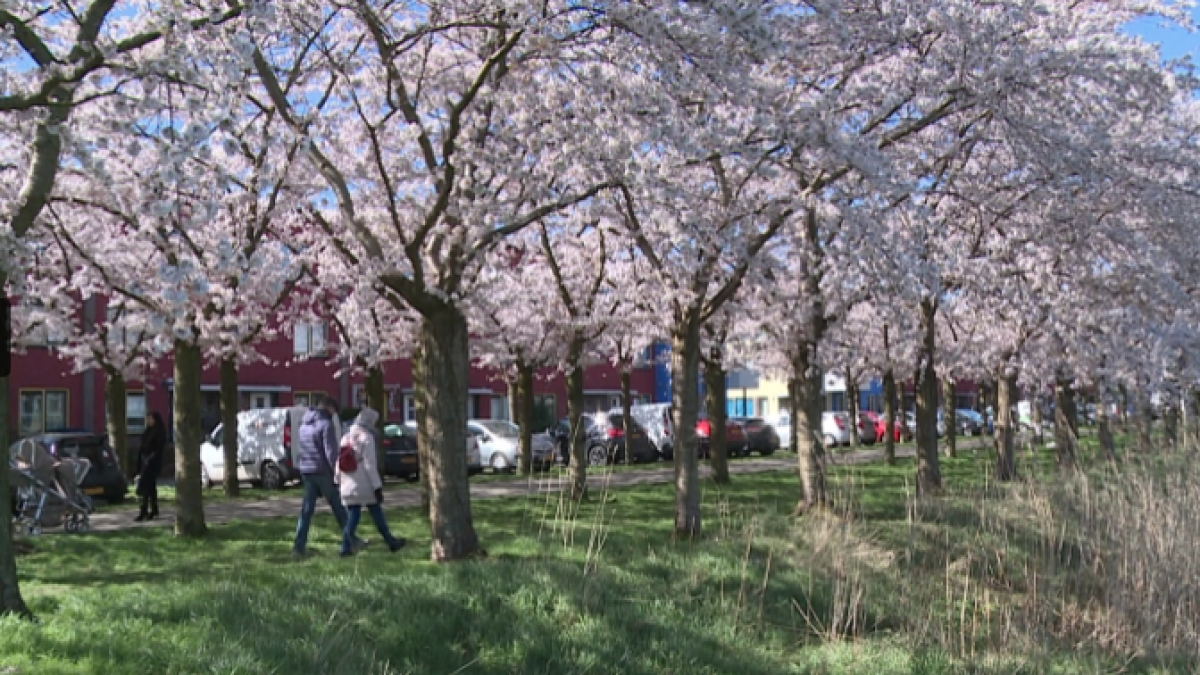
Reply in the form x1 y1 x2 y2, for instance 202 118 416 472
4 443 1191 674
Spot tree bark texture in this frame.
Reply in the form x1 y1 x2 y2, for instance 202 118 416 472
219 357 240 497
517 362 534 475
566 338 588 500
173 340 207 538
413 308 481 561
671 324 703 536
620 367 633 467
994 370 1018 482
1053 374 1079 469
1097 385 1117 461
847 372 860 449
1135 389 1154 452
791 345 828 512
942 377 957 459
366 366 386 420
0 375 33 619
704 358 730 484
883 368 897 466
104 370 130 478
915 300 942 494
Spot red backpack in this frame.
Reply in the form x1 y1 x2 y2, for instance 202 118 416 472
338 442 358 473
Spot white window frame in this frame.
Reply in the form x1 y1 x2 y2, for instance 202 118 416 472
293 321 328 357
127 391 147 432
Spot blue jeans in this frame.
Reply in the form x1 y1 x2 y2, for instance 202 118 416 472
341 504 400 555
293 473 364 554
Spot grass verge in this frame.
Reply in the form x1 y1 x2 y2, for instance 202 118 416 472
4 442 1194 674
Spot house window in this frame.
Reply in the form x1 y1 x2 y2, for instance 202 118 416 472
829 392 846 412
491 395 509 421
19 390 68 437
293 321 327 357
757 398 769 417
127 392 146 432
404 394 416 422
533 394 557 430
865 394 884 413
293 391 326 409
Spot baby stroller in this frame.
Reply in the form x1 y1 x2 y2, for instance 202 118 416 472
10 439 92 535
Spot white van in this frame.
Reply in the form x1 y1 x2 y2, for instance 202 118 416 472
200 406 340 490
612 403 674 460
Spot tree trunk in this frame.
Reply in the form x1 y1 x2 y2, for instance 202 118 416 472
704 358 730 484
846 371 860 449
915 300 942 494
883 368 897 466
0 375 33 619
173 340 207 538
671 323 703 536
104 369 130 479
516 361 534 475
219 357 240 497
791 345 828 512
366 366 386 419
1097 384 1117 461
1031 392 1044 445
413 307 481 561
620 367 633 467
1053 374 1079 469
566 338 588 500
1163 395 1179 447
942 377 956 458
995 369 1017 481
1118 384 1130 430
1135 389 1154 452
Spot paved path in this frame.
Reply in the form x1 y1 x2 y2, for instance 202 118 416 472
80 439 991 534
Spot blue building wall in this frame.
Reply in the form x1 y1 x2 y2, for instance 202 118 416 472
652 343 672 403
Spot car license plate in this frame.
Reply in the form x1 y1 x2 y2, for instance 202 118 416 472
83 487 104 495
401 456 416 464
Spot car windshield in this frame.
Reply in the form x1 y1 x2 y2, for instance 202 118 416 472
383 425 411 438
475 420 518 438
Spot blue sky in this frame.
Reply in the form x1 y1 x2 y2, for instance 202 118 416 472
1125 7 1200 61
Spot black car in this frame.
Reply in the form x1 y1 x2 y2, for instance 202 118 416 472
549 414 658 466
729 417 780 457
381 424 419 481
548 415 598 465
13 432 129 504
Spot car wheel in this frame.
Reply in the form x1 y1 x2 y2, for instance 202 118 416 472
405 473 420 483
823 434 836 449
261 461 286 491
587 444 609 467
106 491 126 505
760 445 775 457
660 444 673 461
490 453 511 474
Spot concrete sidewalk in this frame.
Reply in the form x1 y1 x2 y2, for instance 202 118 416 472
80 439 984 533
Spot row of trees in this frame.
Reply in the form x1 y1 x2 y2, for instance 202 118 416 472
3 1 1198 618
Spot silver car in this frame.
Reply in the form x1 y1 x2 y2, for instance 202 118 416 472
467 419 556 473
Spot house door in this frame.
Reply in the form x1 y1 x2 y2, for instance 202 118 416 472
250 393 271 409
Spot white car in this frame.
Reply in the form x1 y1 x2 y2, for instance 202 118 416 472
200 406 330 490
467 419 556 473
764 411 856 449
403 420 484 474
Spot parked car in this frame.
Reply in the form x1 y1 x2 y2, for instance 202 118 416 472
772 412 792 449
467 419 556 473
955 409 985 436
620 403 674 460
200 407 314 490
729 417 780 456
853 412 877 445
10 432 129 504
548 415 599 465
380 424 419 481
822 411 854 447
697 414 748 458
584 412 659 466
864 411 911 442
403 420 484 475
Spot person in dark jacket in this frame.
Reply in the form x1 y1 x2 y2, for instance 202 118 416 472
135 411 166 522
292 396 366 557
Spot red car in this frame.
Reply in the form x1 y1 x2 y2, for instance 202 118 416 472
863 410 908 442
696 416 748 458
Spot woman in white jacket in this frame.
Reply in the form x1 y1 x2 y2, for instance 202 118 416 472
336 407 406 557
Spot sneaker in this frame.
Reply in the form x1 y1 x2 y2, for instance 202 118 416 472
291 550 309 560
388 538 407 553
134 514 146 522
353 538 370 552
